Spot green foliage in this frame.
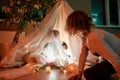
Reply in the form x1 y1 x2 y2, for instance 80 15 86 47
1 0 56 43
2 0 56 31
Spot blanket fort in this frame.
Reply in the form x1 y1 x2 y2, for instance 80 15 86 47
1 0 99 67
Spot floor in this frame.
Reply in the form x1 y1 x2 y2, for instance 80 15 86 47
16 69 68 80
0 64 75 80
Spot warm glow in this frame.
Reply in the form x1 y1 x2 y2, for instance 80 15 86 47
45 66 51 73
65 64 78 74
67 64 77 71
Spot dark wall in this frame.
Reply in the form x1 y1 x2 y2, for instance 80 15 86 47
67 0 91 16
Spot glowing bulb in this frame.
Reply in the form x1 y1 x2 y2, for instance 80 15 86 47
63 70 67 74
45 66 51 73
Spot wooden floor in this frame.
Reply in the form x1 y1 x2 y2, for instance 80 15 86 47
0 68 72 80
15 69 69 80
0 63 81 80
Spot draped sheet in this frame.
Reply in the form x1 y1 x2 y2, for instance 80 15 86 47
1 1 98 67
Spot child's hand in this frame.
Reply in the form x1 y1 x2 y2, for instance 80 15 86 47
68 73 82 80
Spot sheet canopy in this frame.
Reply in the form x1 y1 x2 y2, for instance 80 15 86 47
1 0 99 67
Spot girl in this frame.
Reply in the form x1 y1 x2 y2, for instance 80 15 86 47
65 10 120 80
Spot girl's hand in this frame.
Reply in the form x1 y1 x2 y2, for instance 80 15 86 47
68 72 82 80
68 74 79 80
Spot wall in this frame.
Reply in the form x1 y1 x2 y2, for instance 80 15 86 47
67 0 91 16
0 31 25 43
0 31 25 55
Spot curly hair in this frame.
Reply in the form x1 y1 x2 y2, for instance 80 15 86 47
65 10 93 35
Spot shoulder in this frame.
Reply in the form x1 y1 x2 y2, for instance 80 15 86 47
87 28 104 41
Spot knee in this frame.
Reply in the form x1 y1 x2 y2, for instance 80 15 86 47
84 69 94 80
84 69 90 80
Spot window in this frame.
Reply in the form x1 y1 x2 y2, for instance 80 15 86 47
91 0 120 27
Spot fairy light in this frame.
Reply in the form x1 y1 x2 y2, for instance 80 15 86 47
45 66 51 73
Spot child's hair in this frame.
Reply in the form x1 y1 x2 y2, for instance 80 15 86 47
62 41 68 49
65 10 93 35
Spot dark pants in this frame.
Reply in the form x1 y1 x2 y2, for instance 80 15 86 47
84 60 116 80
